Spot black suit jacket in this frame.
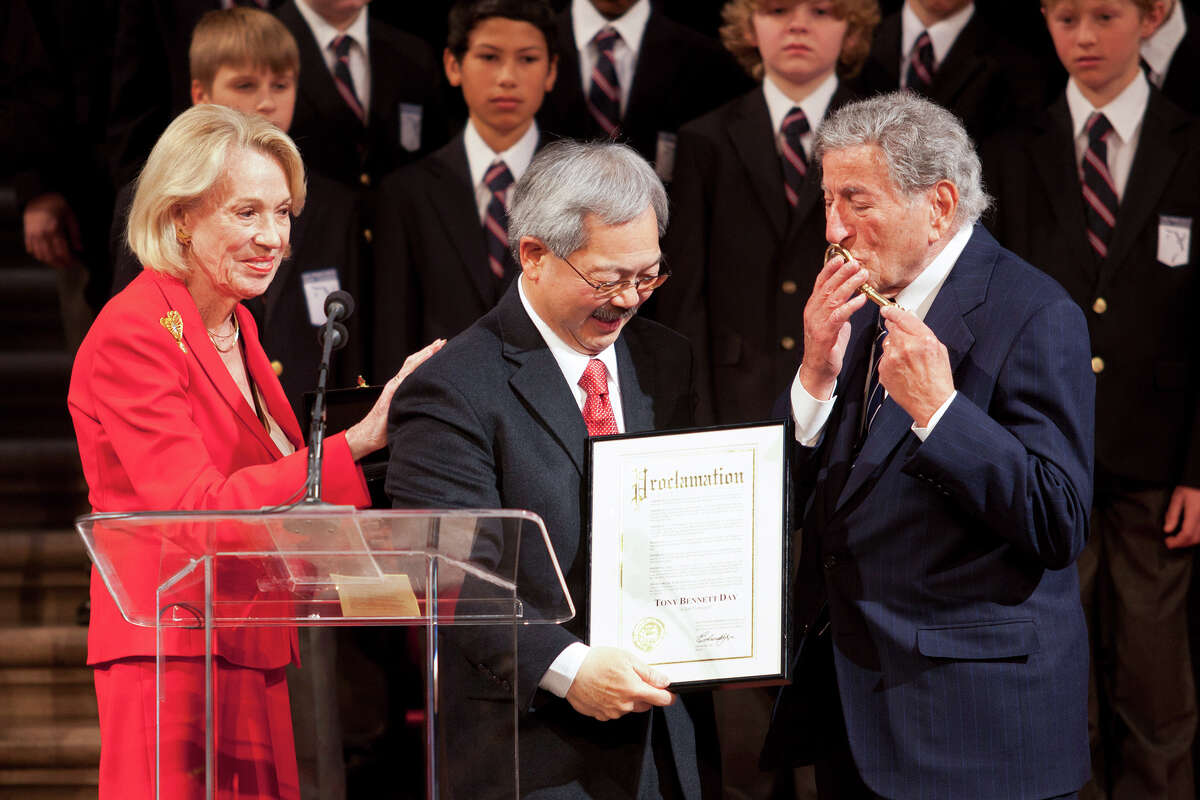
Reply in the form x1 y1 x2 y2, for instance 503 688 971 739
1158 6 1200 116
372 130 533 376
537 4 751 175
276 1 447 191
658 84 859 426
984 90 1200 487
386 285 716 798
851 9 1063 146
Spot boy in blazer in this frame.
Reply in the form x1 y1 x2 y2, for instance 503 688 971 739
984 1 1200 796
374 0 559 376
537 0 752 181
658 0 879 427
851 0 1063 146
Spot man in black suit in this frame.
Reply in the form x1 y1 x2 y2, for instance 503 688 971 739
537 0 751 182
373 0 559 376
387 140 717 798
985 1 1200 794
850 0 1063 146
1142 0 1200 115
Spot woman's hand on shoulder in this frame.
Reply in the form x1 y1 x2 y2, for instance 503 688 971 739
345 339 446 460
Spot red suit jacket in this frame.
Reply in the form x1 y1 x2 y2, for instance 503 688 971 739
69 269 370 668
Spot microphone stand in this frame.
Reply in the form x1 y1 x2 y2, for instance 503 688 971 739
301 291 353 506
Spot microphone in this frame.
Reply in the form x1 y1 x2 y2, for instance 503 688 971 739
302 289 356 505
324 290 355 323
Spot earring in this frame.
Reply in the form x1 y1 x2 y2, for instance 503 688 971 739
176 228 192 247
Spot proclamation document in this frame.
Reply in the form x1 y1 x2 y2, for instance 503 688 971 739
586 421 789 688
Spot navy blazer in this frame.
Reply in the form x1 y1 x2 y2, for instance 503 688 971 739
385 285 716 798
984 90 1200 487
659 83 859 426
764 226 1095 799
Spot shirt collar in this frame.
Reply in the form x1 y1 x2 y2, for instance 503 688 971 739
572 0 652 56
1065 71 1149 144
892 222 974 318
517 274 621 391
762 72 838 135
295 0 369 51
1141 0 1187 81
463 120 541 189
901 1 974 65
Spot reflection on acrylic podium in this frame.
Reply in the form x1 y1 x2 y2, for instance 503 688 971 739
77 508 573 800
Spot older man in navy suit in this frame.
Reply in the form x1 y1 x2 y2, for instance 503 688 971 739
386 140 715 798
763 92 1095 799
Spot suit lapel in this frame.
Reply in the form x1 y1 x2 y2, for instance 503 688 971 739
498 289 590 474
1030 99 1099 284
624 12 674 127
283 1 360 129
616 332 654 434
1100 92 1183 288
428 135 496 307
151 275 285 459
929 15 987 108
834 227 987 512
728 92 789 239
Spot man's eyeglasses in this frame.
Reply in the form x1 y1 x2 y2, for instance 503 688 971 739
560 255 671 300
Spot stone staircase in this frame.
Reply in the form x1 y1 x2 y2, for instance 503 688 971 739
0 189 97 798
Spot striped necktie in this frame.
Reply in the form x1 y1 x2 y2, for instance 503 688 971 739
483 161 515 279
587 27 622 138
861 313 888 441
330 34 365 123
1081 112 1119 259
780 107 810 208
906 31 935 91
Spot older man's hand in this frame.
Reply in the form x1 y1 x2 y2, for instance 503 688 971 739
566 646 675 721
878 305 955 427
799 252 869 401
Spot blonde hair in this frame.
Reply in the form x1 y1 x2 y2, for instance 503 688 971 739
189 7 300 91
1041 0 1161 14
720 0 881 80
128 104 307 279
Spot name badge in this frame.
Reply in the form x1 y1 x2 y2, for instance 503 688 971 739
1158 215 1191 268
654 132 677 183
399 103 423 153
301 268 341 325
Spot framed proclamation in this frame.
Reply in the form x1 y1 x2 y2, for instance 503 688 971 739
585 420 791 689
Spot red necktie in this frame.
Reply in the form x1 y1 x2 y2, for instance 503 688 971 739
579 359 618 436
1081 112 1119 258
587 27 622 138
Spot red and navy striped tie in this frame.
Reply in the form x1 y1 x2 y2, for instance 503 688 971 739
905 31 935 92
780 107 810 208
587 27 622 138
330 34 365 123
1081 112 1119 258
484 161 515 279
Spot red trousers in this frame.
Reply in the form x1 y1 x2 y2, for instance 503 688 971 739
94 657 299 800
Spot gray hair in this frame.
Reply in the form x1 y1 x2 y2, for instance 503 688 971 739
813 91 991 228
508 139 668 258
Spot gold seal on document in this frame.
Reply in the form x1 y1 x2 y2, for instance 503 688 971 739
633 617 665 653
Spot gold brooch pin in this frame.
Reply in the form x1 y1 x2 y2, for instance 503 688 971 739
160 310 187 353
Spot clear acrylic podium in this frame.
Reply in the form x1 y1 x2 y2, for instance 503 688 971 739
76 507 574 800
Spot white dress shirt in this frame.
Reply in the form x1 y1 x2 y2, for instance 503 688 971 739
762 72 838 162
517 274 627 696
295 0 372 116
463 120 541 223
571 0 651 117
790 223 975 445
899 1 975 89
1066 72 1150 202
1141 0 1187 88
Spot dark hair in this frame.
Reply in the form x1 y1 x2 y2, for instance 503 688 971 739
446 0 559 60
